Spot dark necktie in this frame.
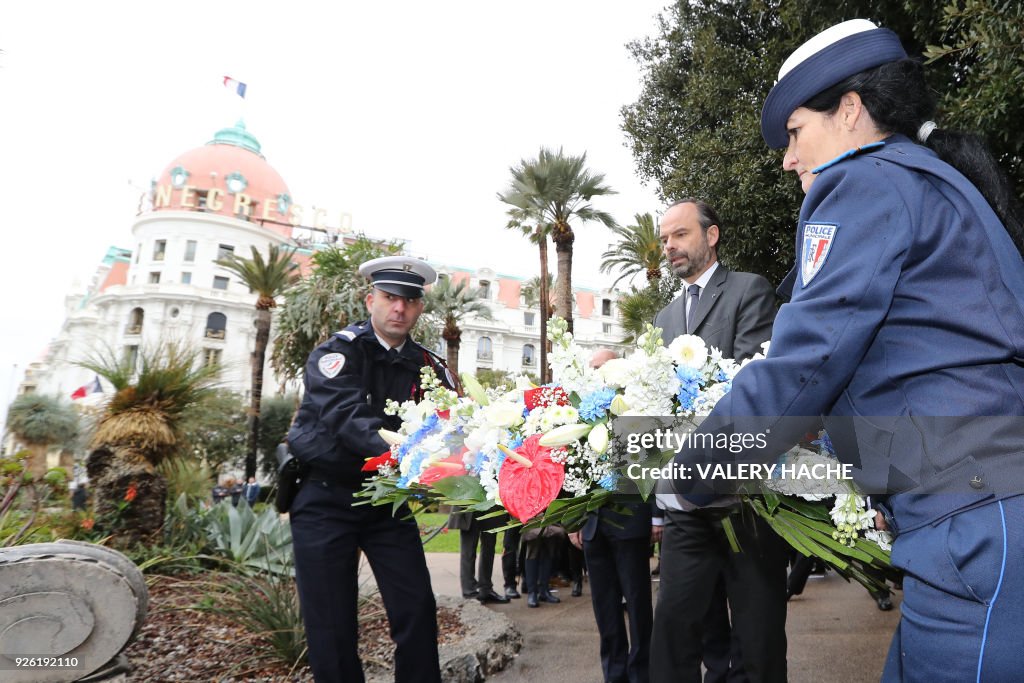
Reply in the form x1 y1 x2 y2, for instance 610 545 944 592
386 348 400 364
686 284 701 334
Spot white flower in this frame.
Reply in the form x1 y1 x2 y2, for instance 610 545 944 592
865 529 893 552
587 423 610 454
379 429 405 446
514 375 536 390
482 401 525 429
540 423 592 447
668 335 709 369
609 394 630 416
597 357 633 388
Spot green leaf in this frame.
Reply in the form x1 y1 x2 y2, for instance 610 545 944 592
430 476 487 502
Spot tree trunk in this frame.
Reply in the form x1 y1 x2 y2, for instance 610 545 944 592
444 328 461 375
246 308 272 479
553 225 575 334
85 446 167 549
538 231 550 383
24 443 49 479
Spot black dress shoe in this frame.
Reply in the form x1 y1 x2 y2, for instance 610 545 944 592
505 586 521 599
527 592 539 608
539 591 561 604
571 580 583 597
462 590 478 599
478 589 510 604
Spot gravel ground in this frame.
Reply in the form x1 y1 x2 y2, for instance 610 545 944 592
124 575 465 682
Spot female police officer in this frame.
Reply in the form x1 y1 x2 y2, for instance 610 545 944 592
669 19 1024 683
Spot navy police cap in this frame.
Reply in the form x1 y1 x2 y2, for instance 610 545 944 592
358 256 437 299
760 19 907 149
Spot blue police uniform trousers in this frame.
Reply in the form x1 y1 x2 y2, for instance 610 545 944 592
883 494 1024 683
291 478 440 683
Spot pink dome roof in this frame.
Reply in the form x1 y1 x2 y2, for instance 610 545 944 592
153 121 294 237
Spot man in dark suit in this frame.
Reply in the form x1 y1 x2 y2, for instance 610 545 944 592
449 508 510 604
570 348 660 683
650 199 789 683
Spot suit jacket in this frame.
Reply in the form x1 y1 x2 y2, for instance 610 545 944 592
654 264 776 362
655 265 777 510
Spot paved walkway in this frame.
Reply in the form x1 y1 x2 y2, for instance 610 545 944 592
420 552 901 683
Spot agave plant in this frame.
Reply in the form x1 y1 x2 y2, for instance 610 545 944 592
204 499 294 575
78 342 218 547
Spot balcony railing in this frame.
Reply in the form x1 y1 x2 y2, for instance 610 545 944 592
125 325 142 335
205 328 226 340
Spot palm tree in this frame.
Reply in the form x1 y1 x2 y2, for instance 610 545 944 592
79 343 217 547
498 147 617 334
216 244 299 479
600 212 665 287
520 271 555 383
423 278 493 372
5 394 79 479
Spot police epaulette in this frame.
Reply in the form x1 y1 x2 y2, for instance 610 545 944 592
811 141 885 175
333 322 369 342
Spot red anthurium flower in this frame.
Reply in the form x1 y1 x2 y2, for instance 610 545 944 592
420 454 467 486
523 386 570 411
498 434 565 523
420 447 468 486
362 450 398 472
436 409 451 420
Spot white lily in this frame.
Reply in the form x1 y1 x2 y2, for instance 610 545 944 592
609 395 630 416
460 372 490 406
379 429 405 446
539 423 592 447
587 422 610 454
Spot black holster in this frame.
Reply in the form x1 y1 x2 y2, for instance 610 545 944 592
275 443 305 513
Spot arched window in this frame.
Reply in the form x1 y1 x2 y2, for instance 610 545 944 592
522 344 535 366
206 312 227 339
477 336 493 360
478 280 491 299
126 308 144 335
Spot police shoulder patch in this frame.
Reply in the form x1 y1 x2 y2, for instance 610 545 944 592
800 221 839 287
318 352 346 378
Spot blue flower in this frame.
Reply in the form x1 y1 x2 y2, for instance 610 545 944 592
675 366 702 411
812 431 836 455
598 472 619 491
579 388 617 421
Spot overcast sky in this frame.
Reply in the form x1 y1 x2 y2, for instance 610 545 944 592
0 0 671 420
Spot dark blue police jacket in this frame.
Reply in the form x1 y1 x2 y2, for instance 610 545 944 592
675 135 1024 534
286 321 453 488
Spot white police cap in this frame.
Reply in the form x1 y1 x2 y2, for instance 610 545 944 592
760 19 907 149
358 256 437 299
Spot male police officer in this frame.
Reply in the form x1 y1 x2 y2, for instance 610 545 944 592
287 256 454 683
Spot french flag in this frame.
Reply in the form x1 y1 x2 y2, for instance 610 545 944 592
223 76 247 99
71 376 103 400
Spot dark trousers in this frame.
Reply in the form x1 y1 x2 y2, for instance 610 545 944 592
502 525 521 588
459 514 502 595
584 531 653 683
651 509 788 683
291 480 440 683
883 495 1024 683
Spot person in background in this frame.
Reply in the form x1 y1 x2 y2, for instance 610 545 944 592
568 347 658 683
651 199 786 683
244 476 261 507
